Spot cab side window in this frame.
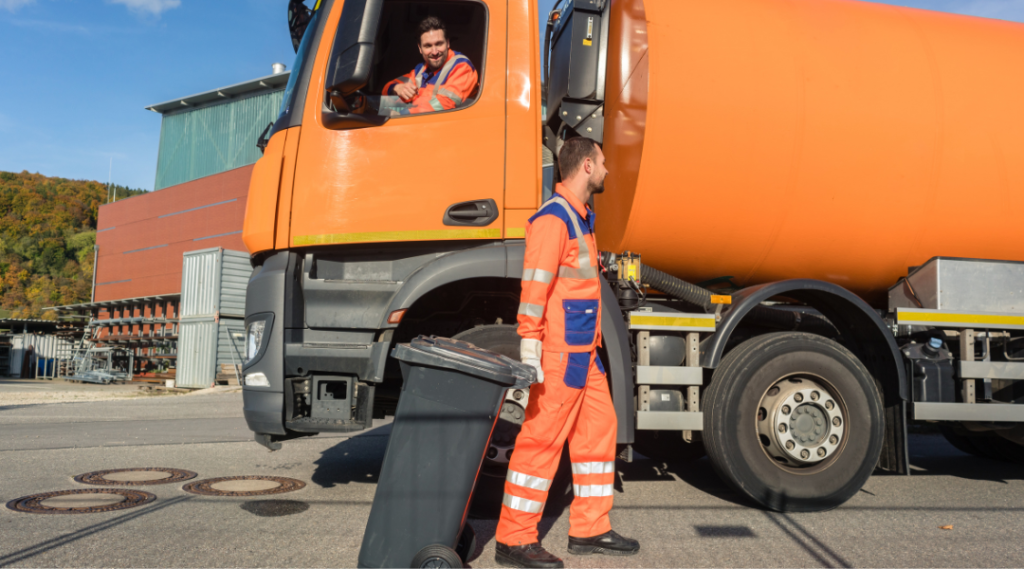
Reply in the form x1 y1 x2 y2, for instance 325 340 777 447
326 0 487 120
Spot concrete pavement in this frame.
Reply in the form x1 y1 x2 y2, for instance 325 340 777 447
1 385 1023 567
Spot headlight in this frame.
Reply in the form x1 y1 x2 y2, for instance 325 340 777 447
245 313 274 366
244 372 270 387
246 321 266 363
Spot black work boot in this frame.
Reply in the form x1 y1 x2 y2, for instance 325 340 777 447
495 542 564 568
567 530 640 556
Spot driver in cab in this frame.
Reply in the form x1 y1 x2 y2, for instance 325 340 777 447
382 16 479 115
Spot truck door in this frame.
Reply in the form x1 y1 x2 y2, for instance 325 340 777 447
286 0 507 248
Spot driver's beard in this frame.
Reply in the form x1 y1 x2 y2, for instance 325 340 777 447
427 50 448 71
589 176 606 195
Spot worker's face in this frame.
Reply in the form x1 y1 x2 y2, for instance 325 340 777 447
586 146 609 195
418 30 449 71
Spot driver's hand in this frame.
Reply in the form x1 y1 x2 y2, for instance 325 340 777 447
395 79 418 102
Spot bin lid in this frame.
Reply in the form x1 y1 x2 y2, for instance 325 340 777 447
391 336 537 388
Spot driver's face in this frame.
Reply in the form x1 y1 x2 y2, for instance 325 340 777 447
418 30 449 71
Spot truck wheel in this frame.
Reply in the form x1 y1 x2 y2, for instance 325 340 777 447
703 332 884 512
453 325 574 519
410 545 462 568
452 325 525 478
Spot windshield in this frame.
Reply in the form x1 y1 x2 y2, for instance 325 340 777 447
278 5 324 118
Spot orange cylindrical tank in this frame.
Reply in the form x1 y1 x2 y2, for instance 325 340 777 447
597 0 1024 305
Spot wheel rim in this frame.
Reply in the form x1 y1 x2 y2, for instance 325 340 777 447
756 373 848 473
482 389 529 475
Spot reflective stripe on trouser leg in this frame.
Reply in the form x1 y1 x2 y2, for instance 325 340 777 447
567 351 618 539
496 351 588 546
502 494 543 513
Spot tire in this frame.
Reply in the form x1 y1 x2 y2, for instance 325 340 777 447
410 545 462 569
453 325 573 519
703 332 884 512
633 430 706 462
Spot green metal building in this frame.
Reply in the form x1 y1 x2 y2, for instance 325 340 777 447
146 69 290 190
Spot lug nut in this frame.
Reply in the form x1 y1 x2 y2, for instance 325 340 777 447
811 391 820 401
786 441 795 450
817 447 827 457
800 449 810 460
830 435 839 445
795 393 804 402
779 424 787 433
826 400 835 410
782 405 791 414
513 390 524 400
833 417 842 427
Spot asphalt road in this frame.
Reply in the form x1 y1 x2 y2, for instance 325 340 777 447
1 384 1023 568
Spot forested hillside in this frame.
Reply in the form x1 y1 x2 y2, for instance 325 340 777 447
0 171 145 318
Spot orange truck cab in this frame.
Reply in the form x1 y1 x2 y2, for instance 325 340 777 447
242 0 1024 514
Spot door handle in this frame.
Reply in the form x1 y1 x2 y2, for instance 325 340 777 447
443 199 499 227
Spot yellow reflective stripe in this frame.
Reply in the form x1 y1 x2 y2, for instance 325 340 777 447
571 461 615 475
523 268 555 285
507 228 526 239
897 309 1024 328
630 314 716 330
518 303 545 318
294 228 500 247
507 470 551 491
503 494 543 514
573 483 614 498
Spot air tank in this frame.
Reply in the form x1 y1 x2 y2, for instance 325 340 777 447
597 0 1024 305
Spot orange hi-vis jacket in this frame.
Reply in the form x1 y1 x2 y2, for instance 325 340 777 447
381 50 479 115
517 184 603 355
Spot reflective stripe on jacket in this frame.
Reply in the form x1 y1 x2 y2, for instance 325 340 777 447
381 50 479 114
517 184 602 353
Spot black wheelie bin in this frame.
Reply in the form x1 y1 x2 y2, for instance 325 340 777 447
358 335 537 569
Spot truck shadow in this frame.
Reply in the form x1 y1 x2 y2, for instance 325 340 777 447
903 433 1024 483
310 423 392 488
624 454 752 508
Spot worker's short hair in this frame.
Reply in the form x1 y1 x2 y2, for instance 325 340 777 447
558 137 602 179
418 16 447 43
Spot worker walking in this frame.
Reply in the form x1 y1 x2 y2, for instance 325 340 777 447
495 137 640 568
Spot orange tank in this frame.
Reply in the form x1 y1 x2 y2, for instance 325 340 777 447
597 0 1024 304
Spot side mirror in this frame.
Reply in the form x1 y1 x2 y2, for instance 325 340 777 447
324 0 385 97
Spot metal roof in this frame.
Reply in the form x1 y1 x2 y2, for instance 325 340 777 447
0 319 61 333
145 71 291 115
45 293 182 313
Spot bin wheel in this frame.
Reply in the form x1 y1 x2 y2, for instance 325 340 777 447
455 524 477 561
411 545 462 568
703 332 884 512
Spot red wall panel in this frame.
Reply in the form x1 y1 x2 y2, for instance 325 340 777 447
93 166 254 302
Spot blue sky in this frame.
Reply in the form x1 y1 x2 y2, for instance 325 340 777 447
2 0 1023 191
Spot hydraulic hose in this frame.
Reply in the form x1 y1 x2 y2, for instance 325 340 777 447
642 264 715 313
641 263 835 334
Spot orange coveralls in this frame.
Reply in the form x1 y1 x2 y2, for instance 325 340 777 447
381 50 479 115
496 184 617 546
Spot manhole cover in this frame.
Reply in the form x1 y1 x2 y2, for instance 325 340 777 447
182 476 306 497
6 489 156 514
75 468 197 486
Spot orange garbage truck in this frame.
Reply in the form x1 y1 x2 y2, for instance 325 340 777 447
241 0 1024 512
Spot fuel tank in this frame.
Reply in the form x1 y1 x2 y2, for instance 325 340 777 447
597 0 1024 304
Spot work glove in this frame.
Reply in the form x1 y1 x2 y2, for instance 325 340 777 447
520 338 545 384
